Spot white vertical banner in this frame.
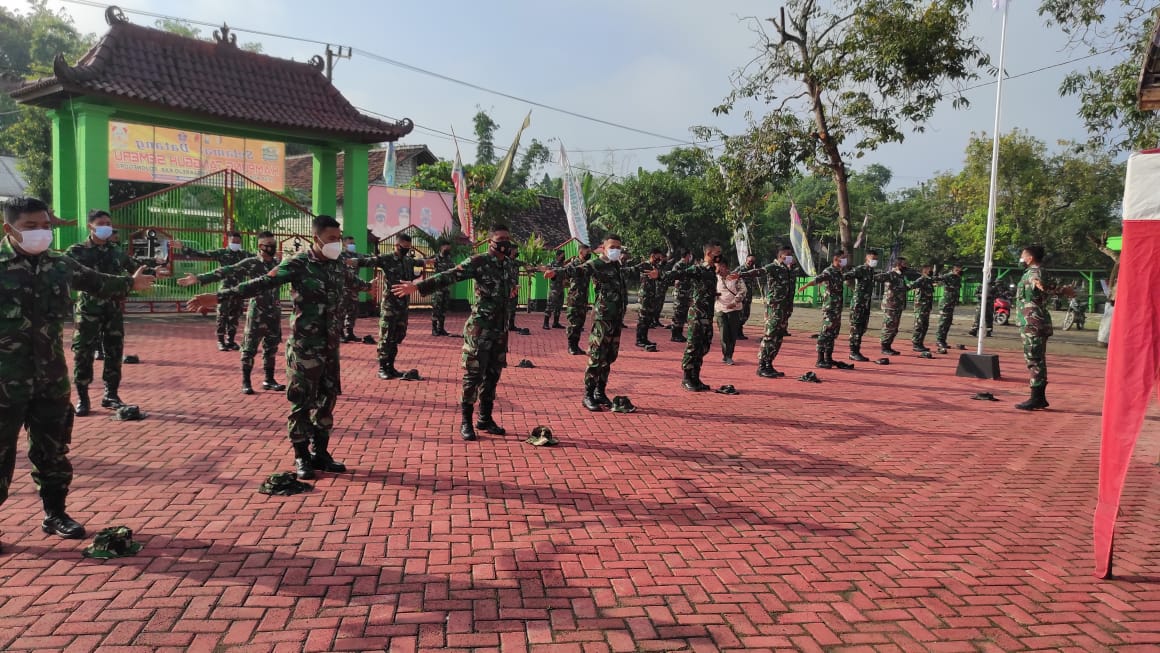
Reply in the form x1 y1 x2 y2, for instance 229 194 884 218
559 142 590 246
733 223 750 263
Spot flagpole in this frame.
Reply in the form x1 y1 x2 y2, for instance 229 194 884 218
977 1 1008 356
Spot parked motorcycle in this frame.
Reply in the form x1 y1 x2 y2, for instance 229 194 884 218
993 294 1012 326
1062 297 1086 330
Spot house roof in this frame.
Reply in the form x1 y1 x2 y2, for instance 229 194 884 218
285 145 438 200
10 6 412 144
1140 12 1160 110
509 196 572 247
0 156 28 198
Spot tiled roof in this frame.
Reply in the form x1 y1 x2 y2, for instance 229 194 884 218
285 145 437 200
509 196 572 247
10 7 412 144
1140 12 1160 110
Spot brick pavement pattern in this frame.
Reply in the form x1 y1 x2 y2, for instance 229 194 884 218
0 313 1157 653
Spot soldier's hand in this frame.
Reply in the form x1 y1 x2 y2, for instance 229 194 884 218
391 282 417 298
187 293 218 312
345 257 360 268
177 273 199 287
130 266 156 291
169 239 184 251
48 212 78 227
544 270 557 279
647 269 660 279
726 273 740 281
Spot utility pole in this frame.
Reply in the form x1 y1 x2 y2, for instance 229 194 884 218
324 45 352 82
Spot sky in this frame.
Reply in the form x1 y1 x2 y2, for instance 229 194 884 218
3 0 1129 190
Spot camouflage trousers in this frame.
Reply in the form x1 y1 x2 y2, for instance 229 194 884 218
671 294 692 331
912 306 933 346
1021 330 1050 389
847 301 871 351
240 300 283 371
972 303 994 330
681 315 714 372
817 307 842 354
217 293 243 342
285 345 339 445
72 308 124 391
757 304 791 367
546 287 565 316
0 371 75 506
880 307 903 348
340 294 359 336
585 319 622 390
460 318 509 406
936 303 957 344
377 309 408 368
566 302 589 347
432 289 452 326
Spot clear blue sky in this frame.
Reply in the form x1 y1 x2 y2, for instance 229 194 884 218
7 0 1128 189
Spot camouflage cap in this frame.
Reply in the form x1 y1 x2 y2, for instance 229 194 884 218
516 359 535 368
972 392 999 402
874 358 891 365
112 405 146 421
258 472 313 496
122 355 141 364
714 385 739 395
919 351 934 359
797 372 822 383
610 396 637 413
526 426 558 447
362 335 376 345
82 526 143 560
400 369 422 381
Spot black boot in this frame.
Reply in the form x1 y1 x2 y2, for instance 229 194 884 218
671 329 686 343
227 333 241 351
694 368 711 391
40 490 85 539
552 315 565 329
218 335 229 352
849 347 870 362
475 399 506 435
378 363 402 380
432 323 441 336
816 356 833 369
583 390 602 412
437 318 451 337
101 383 124 409
262 364 286 392
635 323 649 348
311 432 347 473
543 315 552 330
460 403 478 441
881 344 900 356
737 327 748 341
1015 384 1050 411
594 381 613 408
292 441 315 480
568 340 585 356
912 343 930 352
241 364 255 395
75 386 91 417
682 369 699 391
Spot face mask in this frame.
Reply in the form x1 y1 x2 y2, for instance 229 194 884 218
12 228 53 255
228 242 242 252
397 246 411 256
93 225 114 241
320 241 343 260
346 244 357 253
491 241 514 257
1019 259 1030 268
606 248 623 262
784 255 794 265
259 245 276 257
838 258 848 267
711 255 722 264
868 259 879 268
441 250 451 257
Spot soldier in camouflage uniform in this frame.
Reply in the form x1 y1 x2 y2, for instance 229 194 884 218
430 242 457 336
543 249 567 331
188 216 351 481
798 251 853 369
843 250 882 362
354 233 423 380
563 244 593 355
969 273 999 337
1 197 155 548
338 236 370 343
742 246 795 378
66 210 157 416
1014 245 1069 410
394 224 520 441
179 231 286 395
668 251 695 343
634 248 669 349
878 257 909 356
734 254 760 340
672 242 735 391
177 231 251 351
908 264 936 352
934 264 964 352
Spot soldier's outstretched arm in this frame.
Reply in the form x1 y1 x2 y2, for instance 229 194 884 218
403 256 482 297
66 257 135 299
226 256 301 301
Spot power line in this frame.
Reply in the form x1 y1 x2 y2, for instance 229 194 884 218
956 43 1132 94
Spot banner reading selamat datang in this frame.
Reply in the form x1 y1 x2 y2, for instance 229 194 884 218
108 121 286 190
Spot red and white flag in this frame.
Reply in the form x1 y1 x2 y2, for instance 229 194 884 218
451 145 473 238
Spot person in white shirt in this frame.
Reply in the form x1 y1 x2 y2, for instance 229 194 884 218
714 262 748 365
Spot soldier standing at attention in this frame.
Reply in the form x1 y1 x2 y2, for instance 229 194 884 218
338 236 365 343
934 264 964 353
429 241 457 337
354 233 423 380
543 249 567 331
669 250 694 343
188 216 350 480
66 210 156 416
392 224 520 441
745 245 795 378
179 231 286 395
909 264 936 352
734 254 760 340
843 249 881 362
563 244 594 355
1014 245 1070 410
797 251 853 370
672 241 736 391
634 248 669 349
1 197 155 547
878 257 909 356
178 231 251 351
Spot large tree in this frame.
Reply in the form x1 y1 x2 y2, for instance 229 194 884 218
703 0 987 255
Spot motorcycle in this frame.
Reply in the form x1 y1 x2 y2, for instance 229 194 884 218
993 294 1012 326
1061 297 1086 331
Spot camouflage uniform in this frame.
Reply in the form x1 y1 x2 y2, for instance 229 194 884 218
563 255 593 351
1015 265 1054 389
64 239 151 400
559 257 641 398
812 265 846 359
182 245 251 346
197 256 281 380
909 274 936 349
544 257 566 329
430 252 457 334
843 264 879 356
1 237 132 511
935 272 963 346
750 261 794 370
635 261 670 345
221 251 347 451
505 258 532 331
734 263 760 337
879 270 909 351
338 250 369 339
672 262 720 377
669 260 694 340
971 279 999 333
356 252 422 372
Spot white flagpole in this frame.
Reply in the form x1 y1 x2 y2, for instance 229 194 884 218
977 1 1009 356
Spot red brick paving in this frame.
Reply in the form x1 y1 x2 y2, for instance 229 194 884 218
0 310 1157 652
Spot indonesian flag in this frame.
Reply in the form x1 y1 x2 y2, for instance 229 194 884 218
1093 149 1160 578
789 202 816 277
451 147 473 238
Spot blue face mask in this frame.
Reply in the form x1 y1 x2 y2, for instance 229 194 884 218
93 225 114 241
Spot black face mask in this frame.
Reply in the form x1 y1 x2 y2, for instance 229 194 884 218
492 241 515 256
397 246 411 256
259 245 276 257
441 249 451 257
712 255 722 264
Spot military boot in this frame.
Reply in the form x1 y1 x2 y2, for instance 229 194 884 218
670 329 687 343
543 314 552 330
432 322 441 336
75 386 91 417
567 340 585 356
816 355 833 369
594 381 613 408
241 364 255 395
460 403 478 441
849 346 870 362
693 367 711 392
40 490 85 539
583 387 602 412
437 318 451 337
378 362 402 380
292 441 315 480
1015 384 1050 411
552 314 565 329
262 364 286 392
681 369 699 392
635 323 650 348
311 432 347 473
218 335 229 352
101 383 124 409
476 399 506 435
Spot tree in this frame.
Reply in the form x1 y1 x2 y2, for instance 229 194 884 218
1039 0 1160 153
704 0 987 255
406 159 538 235
472 110 499 166
512 138 550 188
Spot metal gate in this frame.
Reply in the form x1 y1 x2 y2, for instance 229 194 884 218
110 169 315 312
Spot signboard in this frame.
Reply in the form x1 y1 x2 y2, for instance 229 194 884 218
109 121 285 189
367 186 456 240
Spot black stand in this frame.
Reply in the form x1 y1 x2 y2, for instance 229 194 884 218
956 353 1001 379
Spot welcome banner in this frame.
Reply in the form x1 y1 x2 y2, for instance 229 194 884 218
108 121 285 190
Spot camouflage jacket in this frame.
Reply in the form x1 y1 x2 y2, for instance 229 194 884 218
432 253 457 277
908 274 935 312
221 251 346 354
561 257 644 323
563 255 593 307
672 260 693 301
417 253 518 330
880 270 909 310
182 246 252 287
1 237 132 381
357 251 423 314
734 263 760 294
65 239 152 314
672 262 719 320
339 251 372 301
637 261 672 304
198 255 279 311
843 264 879 309
937 272 963 307
1014 265 1054 332
813 265 846 313
749 261 795 306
